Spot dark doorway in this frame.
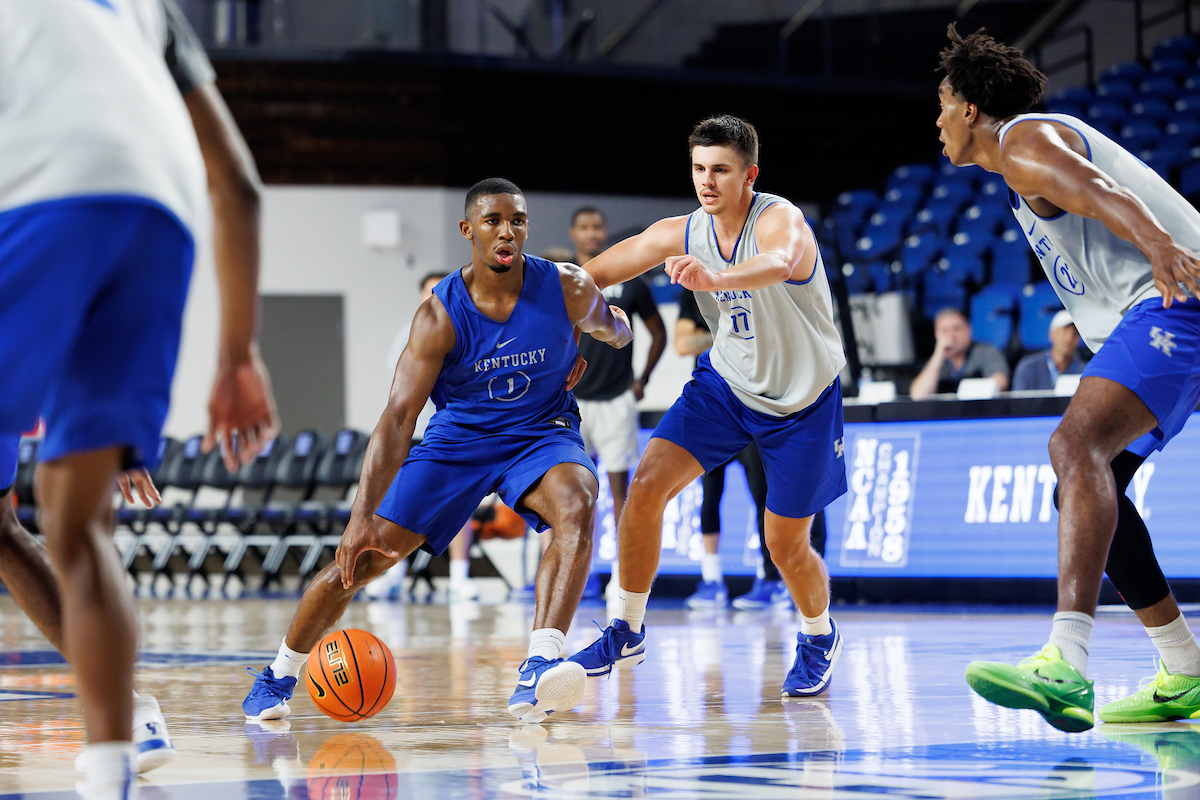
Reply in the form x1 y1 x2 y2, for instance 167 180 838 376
259 294 346 434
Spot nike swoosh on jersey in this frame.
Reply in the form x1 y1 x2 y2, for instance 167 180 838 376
621 643 645 657
517 675 537 687
497 337 518 349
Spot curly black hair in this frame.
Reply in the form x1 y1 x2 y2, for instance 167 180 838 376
939 24 1046 118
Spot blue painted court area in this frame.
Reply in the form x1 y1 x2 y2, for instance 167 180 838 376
0 650 278 669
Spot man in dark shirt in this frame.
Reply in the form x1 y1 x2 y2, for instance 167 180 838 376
571 208 667 531
910 308 1010 399
1012 310 1086 391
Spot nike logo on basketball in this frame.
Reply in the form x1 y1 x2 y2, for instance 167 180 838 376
313 681 326 698
497 337 518 349
517 675 537 687
621 643 644 657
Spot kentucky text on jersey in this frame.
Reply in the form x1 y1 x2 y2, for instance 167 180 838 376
713 289 753 302
473 349 548 373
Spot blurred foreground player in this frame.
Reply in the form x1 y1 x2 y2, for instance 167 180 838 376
936 25 1200 731
241 179 632 723
570 116 848 698
0 1 277 794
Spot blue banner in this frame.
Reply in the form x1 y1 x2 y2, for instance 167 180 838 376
592 414 1200 579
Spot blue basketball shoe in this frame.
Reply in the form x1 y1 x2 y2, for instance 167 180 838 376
732 578 781 610
243 666 297 721
685 580 728 609
568 619 646 677
507 657 587 723
781 620 842 697
770 582 796 609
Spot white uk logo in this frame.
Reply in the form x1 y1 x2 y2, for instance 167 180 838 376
834 438 844 458
1151 326 1177 357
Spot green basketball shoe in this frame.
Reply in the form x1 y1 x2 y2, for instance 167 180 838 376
1099 662 1200 723
965 643 1095 732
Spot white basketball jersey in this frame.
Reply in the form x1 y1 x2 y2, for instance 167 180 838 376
687 192 846 417
1000 113 1200 352
0 0 207 233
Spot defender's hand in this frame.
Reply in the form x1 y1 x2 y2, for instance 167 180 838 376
204 347 280 472
117 468 162 508
336 511 399 589
1148 241 1200 307
666 255 719 292
565 355 588 391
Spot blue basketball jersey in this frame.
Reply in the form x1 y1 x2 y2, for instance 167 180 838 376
427 255 578 433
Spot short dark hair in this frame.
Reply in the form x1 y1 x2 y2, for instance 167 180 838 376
939 24 1046 118
934 307 969 325
688 115 759 167
464 177 523 217
419 271 449 290
570 206 605 226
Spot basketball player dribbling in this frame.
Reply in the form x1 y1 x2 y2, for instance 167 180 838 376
242 178 633 723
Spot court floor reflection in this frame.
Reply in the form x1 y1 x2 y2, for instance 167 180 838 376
0 597 1198 798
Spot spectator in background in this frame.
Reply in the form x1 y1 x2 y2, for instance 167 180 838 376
910 308 1009 399
1011 310 1086 391
570 208 667 599
369 271 477 603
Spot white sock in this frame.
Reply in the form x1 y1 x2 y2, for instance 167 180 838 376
618 588 650 633
1147 614 1200 677
528 628 566 661
449 559 469 585
76 741 135 788
800 605 833 637
270 638 309 679
1049 611 1094 676
701 553 722 584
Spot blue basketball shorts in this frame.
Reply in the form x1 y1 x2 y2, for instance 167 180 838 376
0 196 193 471
374 413 598 556
651 353 848 519
0 434 17 493
1083 297 1200 456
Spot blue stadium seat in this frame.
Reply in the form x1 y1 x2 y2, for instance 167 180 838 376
1105 61 1147 81
930 182 975 204
979 176 1008 202
1181 161 1200 199
970 284 1021 351
867 262 896 293
939 252 986 284
1049 85 1094 104
1151 58 1193 79
835 189 878 217
901 234 941 275
945 231 991 261
990 234 1033 285
855 223 904 260
883 185 925 205
1166 118 1200 142
866 207 912 229
1088 101 1131 125
922 264 969 319
1096 79 1136 101
1158 132 1198 151
1132 97 1174 123
1175 92 1200 113
1153 35 1198 62
961 201 1009 226
887 163 935 192
910 200 963 237
956 218 999 241
1019 281 1065 350
841 263 872 295
1141 76 1180 98
1044 99 1087 117
1120 121 1162 151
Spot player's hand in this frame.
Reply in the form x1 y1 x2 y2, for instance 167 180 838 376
631 378 645 401
204 346 280 472
666 255 719 292
1148 240 1200 307
336 511 399 589
608 305 633 349
565 355 588 392
117 468 162 508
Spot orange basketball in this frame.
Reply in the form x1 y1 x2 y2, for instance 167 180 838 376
307 733 398 799
304 629 396 721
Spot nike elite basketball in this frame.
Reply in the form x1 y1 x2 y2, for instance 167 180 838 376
305 629 397 721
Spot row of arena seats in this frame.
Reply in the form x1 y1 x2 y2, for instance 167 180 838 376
13 429 370 587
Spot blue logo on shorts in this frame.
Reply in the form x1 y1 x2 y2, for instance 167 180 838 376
1053 256 1085 296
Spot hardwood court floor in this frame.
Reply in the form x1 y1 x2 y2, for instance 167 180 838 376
0 593 1197 798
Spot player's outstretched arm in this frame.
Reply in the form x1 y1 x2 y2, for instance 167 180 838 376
559 264 634 350
185 82 281 470
337 299 455 587
667 204 812 292
1001 121 1200 305
583 216 689 290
